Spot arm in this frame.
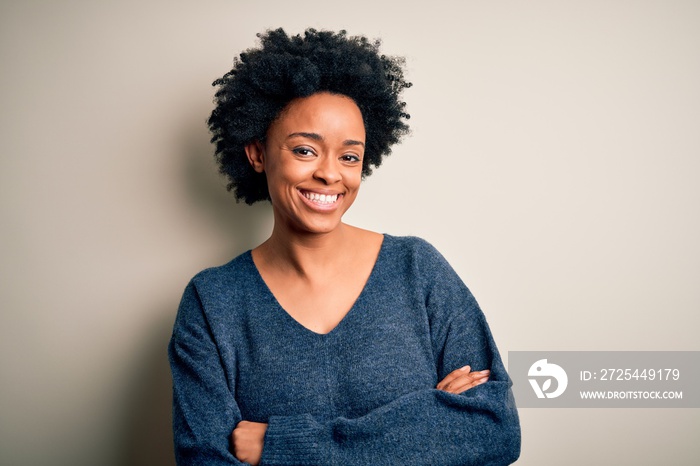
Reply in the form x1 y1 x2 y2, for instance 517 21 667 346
231 367 490 464
258 329 519 465
174 239 520 465
168 282 244 465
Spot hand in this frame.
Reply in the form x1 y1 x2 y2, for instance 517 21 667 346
232 420 267 465
436 365 490 394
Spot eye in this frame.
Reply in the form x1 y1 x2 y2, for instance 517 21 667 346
292 147 316 157
340 154 362 164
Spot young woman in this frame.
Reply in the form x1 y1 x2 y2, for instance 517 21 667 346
169 28 521 465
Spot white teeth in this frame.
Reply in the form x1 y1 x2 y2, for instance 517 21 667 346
302 191 338 204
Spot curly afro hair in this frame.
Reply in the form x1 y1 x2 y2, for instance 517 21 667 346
208 28 412 204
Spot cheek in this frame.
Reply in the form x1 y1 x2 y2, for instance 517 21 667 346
346 171 363 190
341 163 363 184
262 170 288 206
264 163 315 202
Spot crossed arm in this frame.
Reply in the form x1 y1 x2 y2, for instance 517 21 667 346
232 366 491 465
171 241 521 465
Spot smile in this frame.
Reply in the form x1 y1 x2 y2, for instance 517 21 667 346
299 190 341 205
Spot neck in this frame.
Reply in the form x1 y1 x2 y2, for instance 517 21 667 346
258 222 354 278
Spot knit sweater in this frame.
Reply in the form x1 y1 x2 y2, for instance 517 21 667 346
169 234 521 465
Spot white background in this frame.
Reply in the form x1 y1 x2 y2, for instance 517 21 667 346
1 1 698 464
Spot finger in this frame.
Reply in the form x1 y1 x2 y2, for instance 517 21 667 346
436 365 471 390
437 366 474 390
442 376 487 395
442 371 490 394
232 421 246 439
440 369 489 392
231 422 250 451
231 421 266 465
437 365 485 390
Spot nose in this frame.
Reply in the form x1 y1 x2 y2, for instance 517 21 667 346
313 155 341 185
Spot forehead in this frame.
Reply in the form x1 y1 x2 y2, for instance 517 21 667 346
268 92 365 141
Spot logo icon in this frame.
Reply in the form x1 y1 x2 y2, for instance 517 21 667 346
528 359 568 399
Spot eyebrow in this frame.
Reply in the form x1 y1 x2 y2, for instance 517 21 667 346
287 132 365 148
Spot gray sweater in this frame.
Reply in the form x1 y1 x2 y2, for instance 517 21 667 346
169 234 521 465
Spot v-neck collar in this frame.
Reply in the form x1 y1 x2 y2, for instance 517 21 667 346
245 234 389 337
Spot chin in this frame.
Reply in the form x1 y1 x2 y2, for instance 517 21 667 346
302 223 341 235
295 216 344 235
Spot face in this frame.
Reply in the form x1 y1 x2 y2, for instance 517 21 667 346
246 92 366 235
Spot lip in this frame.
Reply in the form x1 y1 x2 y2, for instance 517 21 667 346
297 188 344 212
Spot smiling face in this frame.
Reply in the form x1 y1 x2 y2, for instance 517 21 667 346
245 92 366 236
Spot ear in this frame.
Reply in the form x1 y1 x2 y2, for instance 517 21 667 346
244 141 265 173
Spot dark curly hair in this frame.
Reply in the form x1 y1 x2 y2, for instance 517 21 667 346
208 28 412 204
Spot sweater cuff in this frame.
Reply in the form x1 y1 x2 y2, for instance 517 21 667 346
261 414 325 465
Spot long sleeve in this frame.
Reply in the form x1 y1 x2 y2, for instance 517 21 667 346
259 238 521 465
169 237 521 465
168 282 243 465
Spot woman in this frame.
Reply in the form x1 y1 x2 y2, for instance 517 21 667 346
169 28 521 465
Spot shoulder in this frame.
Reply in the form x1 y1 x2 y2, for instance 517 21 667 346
172 250 269 341
382 234 452 272
179 250 262 316
190 251 253 288
381 235 482 330
379 234 467 295
383 233 475 296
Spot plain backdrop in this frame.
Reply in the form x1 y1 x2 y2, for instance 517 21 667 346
1 1 698 465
